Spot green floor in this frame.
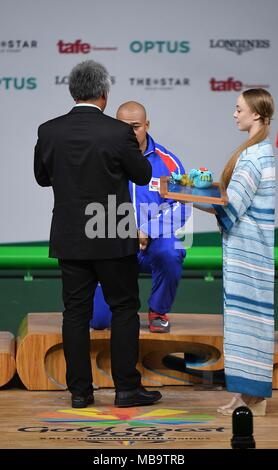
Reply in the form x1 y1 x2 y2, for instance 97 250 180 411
1 231 277 334
0 271 277 335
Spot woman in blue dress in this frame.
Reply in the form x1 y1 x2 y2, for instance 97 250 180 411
196 88 275 416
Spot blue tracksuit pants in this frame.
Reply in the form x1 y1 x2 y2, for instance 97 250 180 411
91 235 185 329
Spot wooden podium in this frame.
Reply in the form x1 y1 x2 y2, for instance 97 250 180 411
0 332 16 387
16 312 225 390
15 312 278 391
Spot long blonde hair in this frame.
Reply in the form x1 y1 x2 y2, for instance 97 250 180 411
221 88 275 190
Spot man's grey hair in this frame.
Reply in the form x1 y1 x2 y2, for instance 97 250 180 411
69 60 111 101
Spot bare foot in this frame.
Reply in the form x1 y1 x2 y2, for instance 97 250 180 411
217 394 241 411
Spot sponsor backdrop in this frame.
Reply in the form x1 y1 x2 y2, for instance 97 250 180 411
1 0 277 243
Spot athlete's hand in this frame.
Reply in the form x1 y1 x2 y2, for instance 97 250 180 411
138 229 149 251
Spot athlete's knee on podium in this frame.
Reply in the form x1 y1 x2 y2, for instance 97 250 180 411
90 283 112 330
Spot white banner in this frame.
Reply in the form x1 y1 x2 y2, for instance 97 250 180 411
1 0 277 242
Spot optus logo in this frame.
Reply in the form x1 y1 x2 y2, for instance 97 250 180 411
0 77 37 90
129 41 190 53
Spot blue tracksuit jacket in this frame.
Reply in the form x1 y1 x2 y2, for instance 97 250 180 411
130 133 191 238
91 134 190 328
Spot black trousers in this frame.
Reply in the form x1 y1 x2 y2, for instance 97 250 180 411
59 255 141 396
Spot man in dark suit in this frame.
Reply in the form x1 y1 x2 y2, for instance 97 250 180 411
34 60 162 408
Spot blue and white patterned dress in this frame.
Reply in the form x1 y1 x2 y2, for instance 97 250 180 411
214 139 275 397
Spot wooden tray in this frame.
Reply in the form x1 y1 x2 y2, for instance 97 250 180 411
160 176 228 205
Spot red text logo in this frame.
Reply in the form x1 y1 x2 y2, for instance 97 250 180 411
57 39 90 54
210 77 243 91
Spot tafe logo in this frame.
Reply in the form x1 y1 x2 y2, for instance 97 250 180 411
57 39 117 53
210 77 269 92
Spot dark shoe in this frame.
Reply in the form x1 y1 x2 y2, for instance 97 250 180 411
71 393 94 408
115 386 162 408
148 311 170 333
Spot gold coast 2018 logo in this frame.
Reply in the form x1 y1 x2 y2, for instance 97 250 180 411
17 407 224 445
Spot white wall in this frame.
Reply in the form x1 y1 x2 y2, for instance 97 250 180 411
1 0 277 242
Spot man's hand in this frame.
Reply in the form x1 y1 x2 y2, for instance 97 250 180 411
138 229 149 251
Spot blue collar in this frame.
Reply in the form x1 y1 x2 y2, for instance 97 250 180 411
144 134 155 157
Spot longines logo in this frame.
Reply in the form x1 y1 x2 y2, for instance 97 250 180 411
55 75 116 85
57 39 118 53
0 77 37 90
0 40 38 53
129 77 190 90
129 41 190 53
209 39 270 55
210 77 269 91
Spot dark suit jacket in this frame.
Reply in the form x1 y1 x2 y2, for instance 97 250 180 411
34 106 152 259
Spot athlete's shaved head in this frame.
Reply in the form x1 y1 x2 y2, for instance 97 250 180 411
116 101 147 121
116 101 149 153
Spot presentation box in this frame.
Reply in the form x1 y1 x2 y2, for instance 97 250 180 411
159 176 228 206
